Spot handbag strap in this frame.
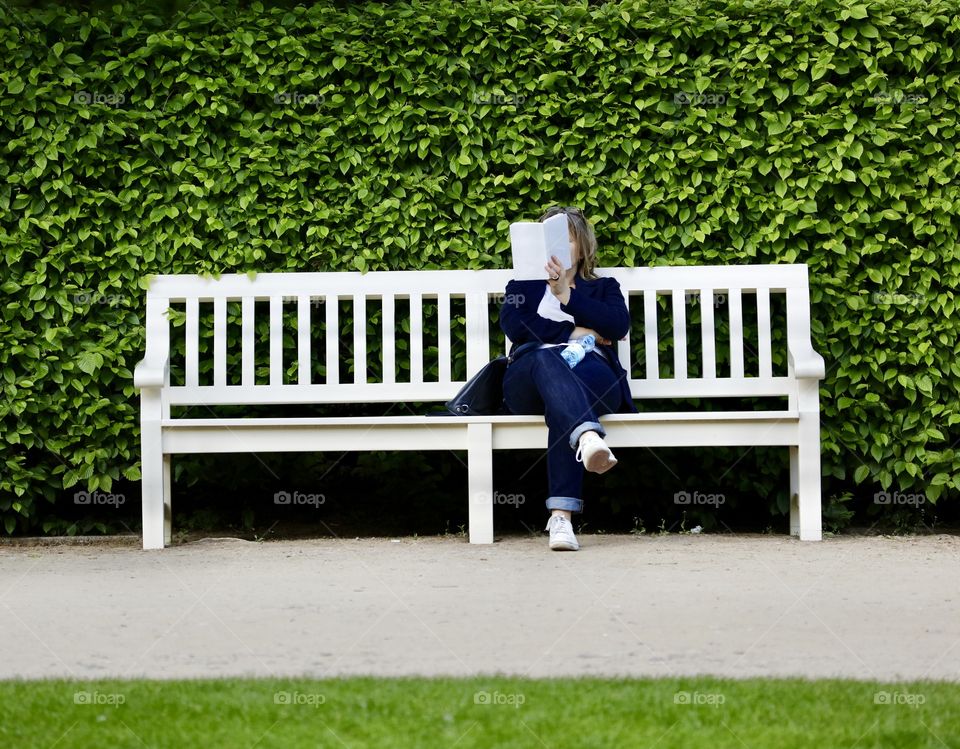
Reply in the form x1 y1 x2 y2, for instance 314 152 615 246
507 341 543 364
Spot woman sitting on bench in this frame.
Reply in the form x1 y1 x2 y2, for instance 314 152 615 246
499 206 636 551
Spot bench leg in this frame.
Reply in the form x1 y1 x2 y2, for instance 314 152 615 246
141 391 165 550
467 422 494 544
791 381 823 541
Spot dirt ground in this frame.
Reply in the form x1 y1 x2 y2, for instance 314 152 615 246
1 533 957 682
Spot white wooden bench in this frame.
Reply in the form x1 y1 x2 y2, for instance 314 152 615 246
133 264 825 550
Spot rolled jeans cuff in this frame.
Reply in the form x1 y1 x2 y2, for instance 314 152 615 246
546 496 583 513
569 420 604 450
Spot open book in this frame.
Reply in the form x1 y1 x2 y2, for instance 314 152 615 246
509 212 572 281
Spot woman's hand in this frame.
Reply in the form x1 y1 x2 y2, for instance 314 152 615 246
572 326 612 347
545 255 571 304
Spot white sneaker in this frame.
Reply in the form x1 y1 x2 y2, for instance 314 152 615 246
575 432 617 474
545 514 579 551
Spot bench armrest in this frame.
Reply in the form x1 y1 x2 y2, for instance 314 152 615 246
134 354 169 389
788 344 825 380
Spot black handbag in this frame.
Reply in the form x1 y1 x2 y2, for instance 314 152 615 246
444 342 540 415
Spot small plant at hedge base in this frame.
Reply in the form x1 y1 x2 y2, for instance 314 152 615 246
823 492 856 535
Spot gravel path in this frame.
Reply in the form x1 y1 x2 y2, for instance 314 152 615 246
1 534 957 682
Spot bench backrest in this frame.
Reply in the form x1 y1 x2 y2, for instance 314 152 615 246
140 265 818 406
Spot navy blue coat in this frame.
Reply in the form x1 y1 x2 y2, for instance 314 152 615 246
499 276 637 414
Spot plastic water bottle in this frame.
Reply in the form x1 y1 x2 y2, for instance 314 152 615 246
561 334 596 368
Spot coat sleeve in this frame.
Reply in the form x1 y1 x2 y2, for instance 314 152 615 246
559 277 630 341
499 280 576 345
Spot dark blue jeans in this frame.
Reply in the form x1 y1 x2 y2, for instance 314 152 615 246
502 346 622 513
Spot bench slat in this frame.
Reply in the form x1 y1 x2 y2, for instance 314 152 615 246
619 289 631 375
465 292 488 380
353 294 367 384
160 413 804 456
162 376 795 405
325 295 338 385
643 291 659 379
162 410 800 427
757 287 773 378
141 265 814 299
672 290 687 380
437 292 451 383
701 287 716 379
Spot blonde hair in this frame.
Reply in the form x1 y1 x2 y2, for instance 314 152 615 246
538 205 599 280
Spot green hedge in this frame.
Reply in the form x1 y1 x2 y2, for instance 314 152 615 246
1 0 958 534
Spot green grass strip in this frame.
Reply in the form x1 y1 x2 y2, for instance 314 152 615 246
1 676 957 748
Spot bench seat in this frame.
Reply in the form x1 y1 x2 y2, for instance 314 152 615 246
160 411 803 450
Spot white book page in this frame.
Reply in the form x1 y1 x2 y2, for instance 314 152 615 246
542 212 572 270
509 223 546 280
509 213 572 280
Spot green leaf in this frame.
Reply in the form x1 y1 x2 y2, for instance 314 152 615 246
77 351 104 375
